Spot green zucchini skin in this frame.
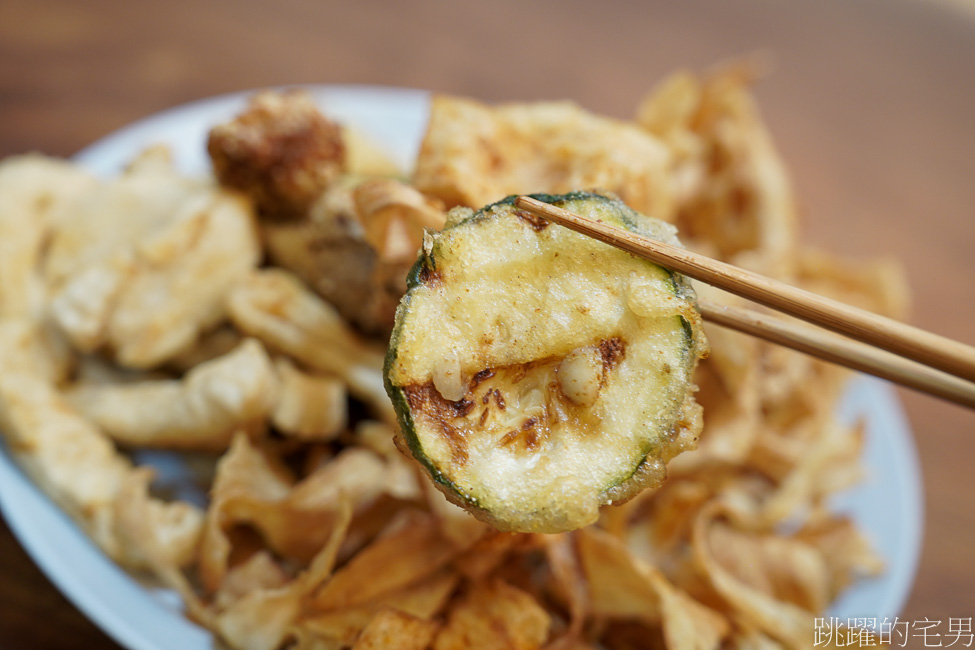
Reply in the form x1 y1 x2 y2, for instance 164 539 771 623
384 191 707 533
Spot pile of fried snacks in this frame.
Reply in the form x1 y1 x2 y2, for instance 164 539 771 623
0 66 908 649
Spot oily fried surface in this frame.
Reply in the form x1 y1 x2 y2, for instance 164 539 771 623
45 149 261 367
208 89 346 219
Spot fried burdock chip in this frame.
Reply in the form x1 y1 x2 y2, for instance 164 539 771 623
432 578 551 650
577 527 729 650
351 609 440 650
687 497 882 649
636 65 798 278
311 513 457 612
199 434 421 592
301 571 459 648
212 498 353 650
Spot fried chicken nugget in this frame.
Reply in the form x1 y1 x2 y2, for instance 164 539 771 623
66 339 277 450
208 89 346 219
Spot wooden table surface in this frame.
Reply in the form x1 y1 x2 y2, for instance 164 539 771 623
1 0 973 647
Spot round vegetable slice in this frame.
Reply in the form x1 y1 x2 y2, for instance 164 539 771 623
385 192 708 533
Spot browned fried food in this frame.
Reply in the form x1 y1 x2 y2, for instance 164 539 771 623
261 185 385 335
262 179 444 336
413 95 674 219
208 90 346 219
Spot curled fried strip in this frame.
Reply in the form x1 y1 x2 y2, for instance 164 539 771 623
691 500 822 648
353 178 445 264
637 66 798 277
199 434 420 592
0 319 203 570
47 161 260 367
271 357 347 441
432 578 550 650
66 339 277 450
0 155 96 320
227 269 394 423
577 526 729 649
213 498 354 650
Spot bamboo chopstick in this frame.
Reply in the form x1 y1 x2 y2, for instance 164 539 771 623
514 195 975 406
698 300 975 409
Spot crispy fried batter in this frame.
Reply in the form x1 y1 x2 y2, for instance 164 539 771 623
0 71 910 650
413 95 674 218
637 65 799 278
261 185 387 335
46 157 261 368
208 90 346 219
226 268 394 423
65 339 277 450
0 155 96 320
271 357 347 441
0 319 203 570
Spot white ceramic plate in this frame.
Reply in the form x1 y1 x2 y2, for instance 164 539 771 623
0 86 924 649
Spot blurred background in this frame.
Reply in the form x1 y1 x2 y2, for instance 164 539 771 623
1 0 973 646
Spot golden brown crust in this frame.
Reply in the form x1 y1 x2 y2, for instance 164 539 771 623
207 90 345 219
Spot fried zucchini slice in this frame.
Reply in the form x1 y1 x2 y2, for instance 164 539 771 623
385 192 707 533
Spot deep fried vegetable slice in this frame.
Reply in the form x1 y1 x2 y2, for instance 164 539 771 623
385 192 707 533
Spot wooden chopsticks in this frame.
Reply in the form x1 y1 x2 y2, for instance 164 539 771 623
698 300 975 409
515 195 975 409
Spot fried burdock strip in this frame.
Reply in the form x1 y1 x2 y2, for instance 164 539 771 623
65 339 277 451
636 65 799 277
0 155 96 320
46 150 261 368
226 268 394 424
0 319 202 569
